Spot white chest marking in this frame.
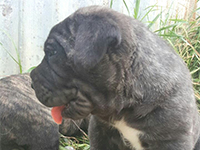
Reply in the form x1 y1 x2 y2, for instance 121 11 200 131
114 119 143 150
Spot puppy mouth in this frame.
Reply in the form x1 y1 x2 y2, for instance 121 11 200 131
51 105 67 124
37 87 79 124
50 93 91 124
31 76 96 122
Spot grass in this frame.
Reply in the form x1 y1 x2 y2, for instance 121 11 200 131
59 135 90 150
0 29 23 73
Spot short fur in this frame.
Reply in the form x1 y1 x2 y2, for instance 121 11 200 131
0 74 88 150
31 6 200 150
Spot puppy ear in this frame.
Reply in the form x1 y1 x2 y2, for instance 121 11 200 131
74 17 121 70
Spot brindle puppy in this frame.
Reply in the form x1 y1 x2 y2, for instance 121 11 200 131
0 74 88 150
31 6 200 150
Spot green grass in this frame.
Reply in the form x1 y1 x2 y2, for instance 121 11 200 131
59 135 90 150
0 29 23 73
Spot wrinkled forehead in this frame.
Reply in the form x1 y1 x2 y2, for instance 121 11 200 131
44 17 76 49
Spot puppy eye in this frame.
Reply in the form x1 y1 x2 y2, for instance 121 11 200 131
47 50 57 57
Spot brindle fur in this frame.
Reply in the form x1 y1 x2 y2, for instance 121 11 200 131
31 6 200 150
0 74 88 150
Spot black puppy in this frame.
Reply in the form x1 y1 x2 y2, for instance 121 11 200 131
0 74 89 150
31 6 200 150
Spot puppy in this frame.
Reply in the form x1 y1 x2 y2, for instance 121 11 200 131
0 74 89 150
31 6 200 150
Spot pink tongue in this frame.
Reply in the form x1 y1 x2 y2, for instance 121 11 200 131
51 106 65 124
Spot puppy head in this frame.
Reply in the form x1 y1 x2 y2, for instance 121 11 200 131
31 6 133 119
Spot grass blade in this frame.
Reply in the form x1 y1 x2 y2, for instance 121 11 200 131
190 68 200 75
141 4 157 22
110 0 114 8
148 13 161 28
123 0 130 15
154 24 178 33
0 29 22 73
0 43 20 66
133 0 140 19
26 66 36 73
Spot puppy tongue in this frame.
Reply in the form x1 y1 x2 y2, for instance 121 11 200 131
51 105 65 124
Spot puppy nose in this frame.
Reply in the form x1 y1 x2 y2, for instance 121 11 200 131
31 83 34 90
